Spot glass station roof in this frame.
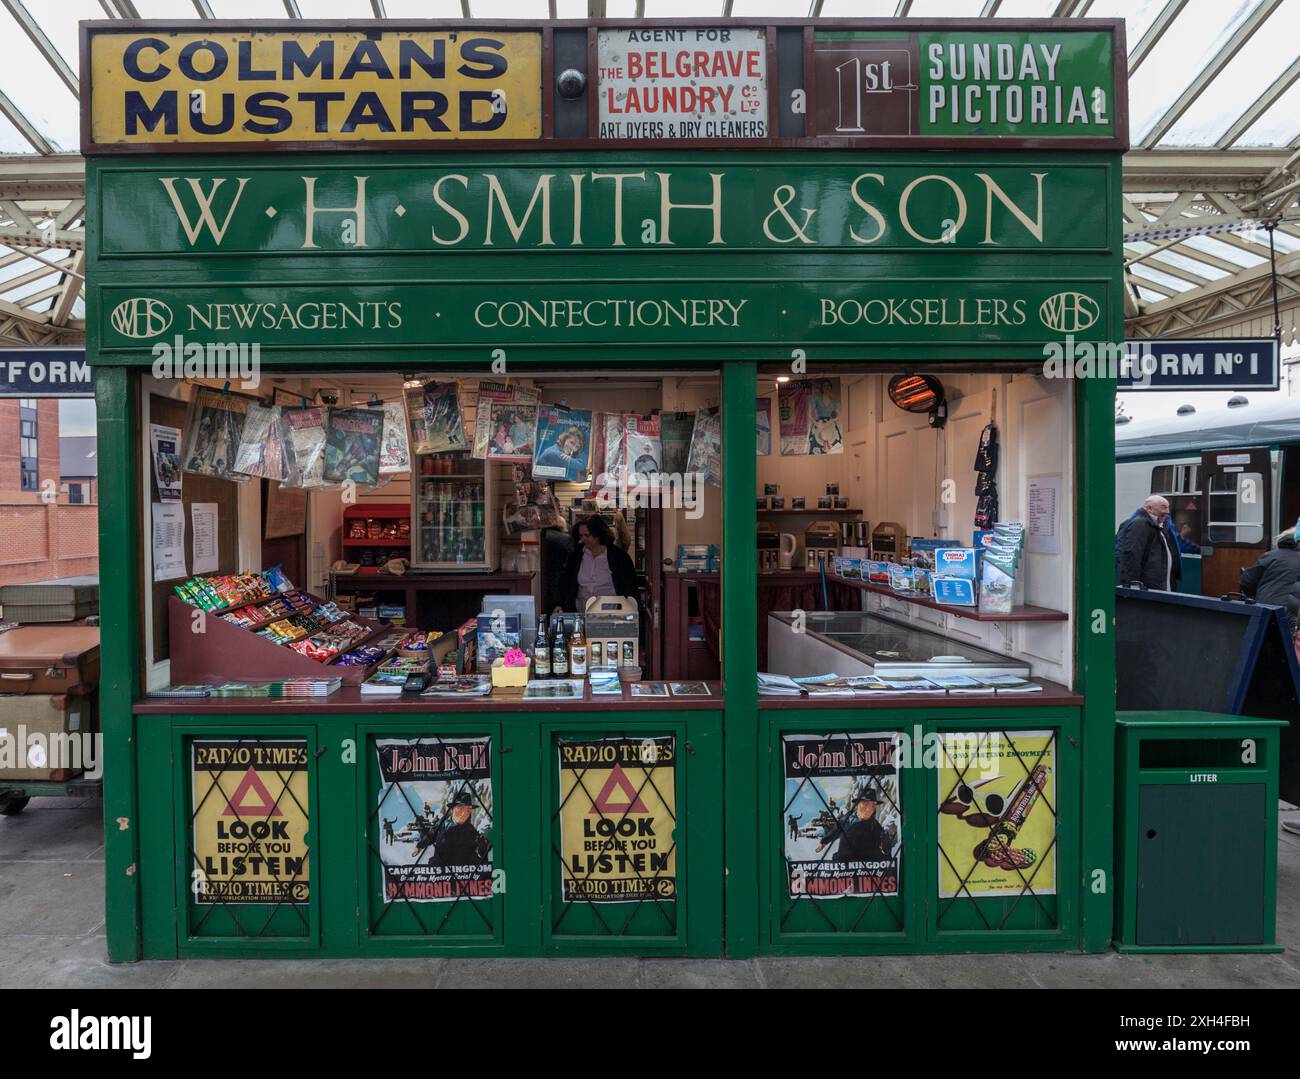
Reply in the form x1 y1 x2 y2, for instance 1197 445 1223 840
2 0 1298 156
0 0 1298 341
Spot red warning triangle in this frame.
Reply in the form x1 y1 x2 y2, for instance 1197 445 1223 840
589 765 648 814
223 767 283 817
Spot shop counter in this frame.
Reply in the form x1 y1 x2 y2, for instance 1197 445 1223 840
759 679 1080 708
134 682 722 714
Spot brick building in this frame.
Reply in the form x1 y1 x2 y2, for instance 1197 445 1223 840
0 399 98 588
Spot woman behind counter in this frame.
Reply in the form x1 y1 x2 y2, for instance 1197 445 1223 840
554 515 639 613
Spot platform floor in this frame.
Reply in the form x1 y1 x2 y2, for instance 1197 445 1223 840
2 795 1298 989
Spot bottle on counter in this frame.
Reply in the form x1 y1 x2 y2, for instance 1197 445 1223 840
552 620 570 678
533 617 551 679
569 616 588 677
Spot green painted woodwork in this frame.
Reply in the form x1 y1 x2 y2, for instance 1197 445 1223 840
131 712 722 958
761 708 1080 953
89 147 1124 960
96 161 1110 256
1114 712 1285 954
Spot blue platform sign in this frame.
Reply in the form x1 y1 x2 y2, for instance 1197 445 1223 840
1120 338 1279 391
0 349 93 397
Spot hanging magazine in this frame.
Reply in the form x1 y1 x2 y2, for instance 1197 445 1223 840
323 408 384 486
502 464 567 536
377 399 411 475
757 397 772 455
485 400 539 462
407 381 466 455
532 404 593 481
592 412 632 490
779 378 843 456
624 414 662 489
283 407 329 488
234 403 294 483
470 381 540 458
180 387 250 482
659 411 695 475
686 407 721 486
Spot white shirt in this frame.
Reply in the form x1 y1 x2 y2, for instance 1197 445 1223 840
577 548 617 608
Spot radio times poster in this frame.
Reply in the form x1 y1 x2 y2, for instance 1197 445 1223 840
783 733 901 899
191 738 310 906
558 735 676 904
938 730 1056 898
375 737 494 903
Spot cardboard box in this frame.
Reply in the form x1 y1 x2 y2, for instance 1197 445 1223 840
0 690 97 780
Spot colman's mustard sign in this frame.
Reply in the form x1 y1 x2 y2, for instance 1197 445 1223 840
86 28 542 149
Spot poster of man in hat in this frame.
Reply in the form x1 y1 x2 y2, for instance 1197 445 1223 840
783 733 901 899
374 737 494 903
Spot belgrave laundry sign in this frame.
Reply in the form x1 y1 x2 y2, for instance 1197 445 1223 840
95 162 1111 254
80 20 1126 152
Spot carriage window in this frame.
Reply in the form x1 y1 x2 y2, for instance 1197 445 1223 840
1206 471 1264 545
1150 463 1199 496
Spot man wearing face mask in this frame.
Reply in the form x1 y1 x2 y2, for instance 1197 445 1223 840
1116 494 1181 591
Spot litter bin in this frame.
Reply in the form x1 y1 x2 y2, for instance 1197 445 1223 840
1115 711 1285 952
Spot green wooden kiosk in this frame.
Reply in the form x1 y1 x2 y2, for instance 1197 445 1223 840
83 15 1125 960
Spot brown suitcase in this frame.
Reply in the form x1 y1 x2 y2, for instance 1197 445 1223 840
0 626 100 695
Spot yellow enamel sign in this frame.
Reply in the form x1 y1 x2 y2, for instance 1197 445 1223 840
87 29 542 148
192 738 311 906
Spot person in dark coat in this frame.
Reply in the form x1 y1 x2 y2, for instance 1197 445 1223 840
430 791 492 868
832 790 889 863
554 514 639 613
1116 495 1181 590
1240 528 1300 632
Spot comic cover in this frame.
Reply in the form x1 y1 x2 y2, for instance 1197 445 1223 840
471 381 540 458
375 737 494 904
180 388 250 482
592 412 633 489
485 401 539 462
624 414 662 490
937 730 1056 898
782 732 901 899
378 399 411 474
686 407 721 486
779 378 843 456
407 381 466 455
323 407 383 486
233 403 294 482
532 404 593 481
659 411 695 475
283 406 328 488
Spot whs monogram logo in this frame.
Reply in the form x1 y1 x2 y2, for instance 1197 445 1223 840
1038 290 1099 333
110 296 173 339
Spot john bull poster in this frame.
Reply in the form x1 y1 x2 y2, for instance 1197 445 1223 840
783 733 901 899
558 735 676 904
375 736 494 903
938 730 1056 898
191 738 310 906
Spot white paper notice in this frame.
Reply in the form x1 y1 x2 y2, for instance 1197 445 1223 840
597 28 768 139
191 502 219 574
1027 475 1062 555
152 503 187 581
